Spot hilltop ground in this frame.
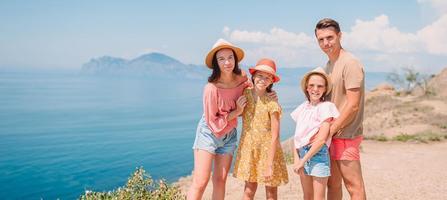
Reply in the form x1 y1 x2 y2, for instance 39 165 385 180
177 140 447 200
177 68 447 200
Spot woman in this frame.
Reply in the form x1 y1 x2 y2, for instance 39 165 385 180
187 38 248 200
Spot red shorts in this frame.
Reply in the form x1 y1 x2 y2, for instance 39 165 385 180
329 136 363 160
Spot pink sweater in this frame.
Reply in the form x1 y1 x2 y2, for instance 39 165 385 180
203 80 249 138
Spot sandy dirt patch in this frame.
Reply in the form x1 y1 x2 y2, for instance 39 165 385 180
418 99 447 115
178 140 447 200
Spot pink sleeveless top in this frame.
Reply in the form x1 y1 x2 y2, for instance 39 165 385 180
203 79 250 138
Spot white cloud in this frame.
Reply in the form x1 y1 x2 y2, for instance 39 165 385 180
223 26 230 36
242 46 325 68
343 15 421 53
344 14 447 56
223 27 315 48
222 12 447 72
417 14 447 55
221 27 321 67
223 15 426 55
418 0 447 14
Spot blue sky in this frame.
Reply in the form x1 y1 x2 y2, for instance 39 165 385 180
1 0 446 73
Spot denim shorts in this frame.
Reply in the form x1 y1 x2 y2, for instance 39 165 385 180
192 116 237 155
298 144 330 177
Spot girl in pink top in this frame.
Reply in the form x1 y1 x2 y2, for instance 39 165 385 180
291 67 339 200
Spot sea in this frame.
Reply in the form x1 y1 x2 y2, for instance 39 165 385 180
0 69 387 199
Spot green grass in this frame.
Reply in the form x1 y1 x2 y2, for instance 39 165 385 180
393 133 415 142
440 124 447 129
79 167 185 200
392 132 444 143
365 132 446 143
283 152 294 165
364 135 388 142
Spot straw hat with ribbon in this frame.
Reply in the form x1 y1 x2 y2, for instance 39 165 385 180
205 38 244 68
300 67 332 96
248 58 280 83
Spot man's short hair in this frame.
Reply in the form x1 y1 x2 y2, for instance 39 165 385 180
315 18 341 35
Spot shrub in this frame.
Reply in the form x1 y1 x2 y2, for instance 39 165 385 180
283 152 294 165
364 134 388 142
393 133 416 142
387 66 433 95
440 124 447 129
392 132 444 143
79 167 185 200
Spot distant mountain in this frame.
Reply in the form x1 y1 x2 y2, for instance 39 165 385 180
81 53 389 88
81 53 208 79
81 52 313 82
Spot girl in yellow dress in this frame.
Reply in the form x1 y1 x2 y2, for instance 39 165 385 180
233 58 288 200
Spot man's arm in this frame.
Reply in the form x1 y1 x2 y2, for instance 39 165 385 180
330 88 361 136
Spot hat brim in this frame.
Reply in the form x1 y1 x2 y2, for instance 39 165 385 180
300 71 332 96
249 68 280 83
205 45 244 68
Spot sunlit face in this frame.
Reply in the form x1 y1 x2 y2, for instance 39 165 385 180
306 74 327 103
315 28 342 55
215 48 235 74
253 71 273 92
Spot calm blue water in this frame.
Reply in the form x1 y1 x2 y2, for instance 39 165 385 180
0 70 387 199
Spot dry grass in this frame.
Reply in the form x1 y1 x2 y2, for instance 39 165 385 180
364 93 447 139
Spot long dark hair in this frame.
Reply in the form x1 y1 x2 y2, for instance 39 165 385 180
208 49 241 83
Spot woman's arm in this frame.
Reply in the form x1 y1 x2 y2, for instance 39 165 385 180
265 111 280 179
204 85 245 134
227 95 246 121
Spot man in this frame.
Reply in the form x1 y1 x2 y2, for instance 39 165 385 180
314 18 366 200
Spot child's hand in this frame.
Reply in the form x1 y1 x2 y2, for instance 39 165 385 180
263 165 273 181
293 160 304 175
236 96 247 114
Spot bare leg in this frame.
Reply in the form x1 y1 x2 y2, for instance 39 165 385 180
265 186 278 200
327 159 343 200
187 149 214 200
211 153 233 200
338 160 366 200
243 182 257 200
299 172 314 200
313 177 329 200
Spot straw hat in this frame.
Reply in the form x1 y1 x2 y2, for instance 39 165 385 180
205 38 244 68
249 58 280 83
300 67 332 96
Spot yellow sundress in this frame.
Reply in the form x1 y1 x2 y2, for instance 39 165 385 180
233 88 289 186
